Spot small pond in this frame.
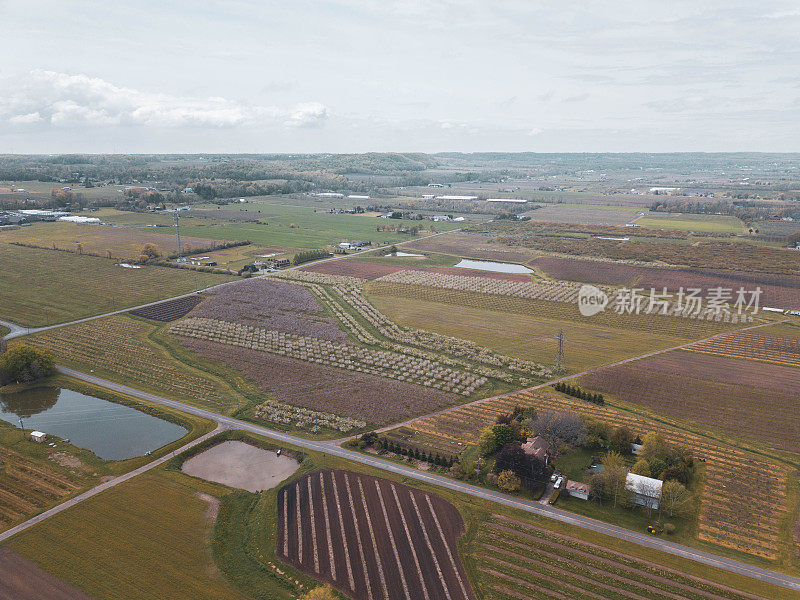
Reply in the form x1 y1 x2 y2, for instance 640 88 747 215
0 386 187 460
454 259 533 274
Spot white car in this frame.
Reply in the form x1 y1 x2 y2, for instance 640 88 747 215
554 477 564 490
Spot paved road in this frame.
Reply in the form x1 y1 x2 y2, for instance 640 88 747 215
0 229 457 341
40 365 800 593
0 423 226 544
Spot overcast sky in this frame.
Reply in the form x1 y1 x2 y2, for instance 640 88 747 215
1 0 799 153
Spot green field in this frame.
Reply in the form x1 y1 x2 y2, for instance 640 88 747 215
638 213 744 233
0 243 235 326
4 430 796 600
367 293 693 372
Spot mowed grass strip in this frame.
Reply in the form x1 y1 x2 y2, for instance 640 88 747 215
4 472 248 600
0 243 235 326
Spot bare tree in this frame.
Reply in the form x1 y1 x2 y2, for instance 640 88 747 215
530 410 586 449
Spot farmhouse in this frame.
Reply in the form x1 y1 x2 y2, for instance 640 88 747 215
521 435 552 465
30 431 47 443
565 480 591 500
625 472 663 509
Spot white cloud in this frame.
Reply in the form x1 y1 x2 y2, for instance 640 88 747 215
8 111 42 125
285 102 328 128
528 127 543 136
0 70 327 130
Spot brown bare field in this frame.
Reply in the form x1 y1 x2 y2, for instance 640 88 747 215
581 350 800 454
533 256 800 309
178 337 458 425
277 469 475 600
129 295 203 322
0 548 92 600
189 278 347 341
0 221 221 260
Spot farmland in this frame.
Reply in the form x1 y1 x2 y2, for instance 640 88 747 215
3 472 249 600
128 294 203 322
277 469 474 600
532 256 800 310
392 386 798 562
21 315 239 412
368 294 693 372
0 243 234 327
365 280 738 339
523 203 645 226
580 349 800 454
638 213 744 233
0 221 223 260
0 548 91 600
686 330 800 368
179 335 455 427
473 513 782 600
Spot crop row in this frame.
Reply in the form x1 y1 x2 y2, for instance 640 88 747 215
402 388 788 559
278 275 549 384
278 269 367 286
333 284 550 378
686 332 800 368
373 271 753 324
171 317 487 395
253 398 365 433
24 316 232 407
483 514 768 600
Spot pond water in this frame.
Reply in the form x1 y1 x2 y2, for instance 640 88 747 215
454 259 533 274
0 387 187 460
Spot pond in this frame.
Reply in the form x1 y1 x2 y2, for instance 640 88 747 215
0 386 187 460
454 259 533 274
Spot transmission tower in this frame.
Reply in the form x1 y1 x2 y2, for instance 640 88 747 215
554 329 565 372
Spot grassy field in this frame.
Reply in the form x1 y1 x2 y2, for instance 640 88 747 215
4 429 795 600
0 221 225 260
638 213 744 233
525 203 645 226
4 471 249 600
367 293 693 372
0 243 235 326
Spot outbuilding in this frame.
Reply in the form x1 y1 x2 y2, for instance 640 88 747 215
565 480 591 500
625 472 663 509
30 431 47 443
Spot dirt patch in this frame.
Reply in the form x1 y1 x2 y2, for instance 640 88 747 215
0 547 93 600
182 441 299 492
197 492 220 522
50 452 85 470
277 469 475 600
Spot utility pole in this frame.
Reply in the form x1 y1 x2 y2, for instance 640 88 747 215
18 417 25 438
174 211 182 261
554 329 565 373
